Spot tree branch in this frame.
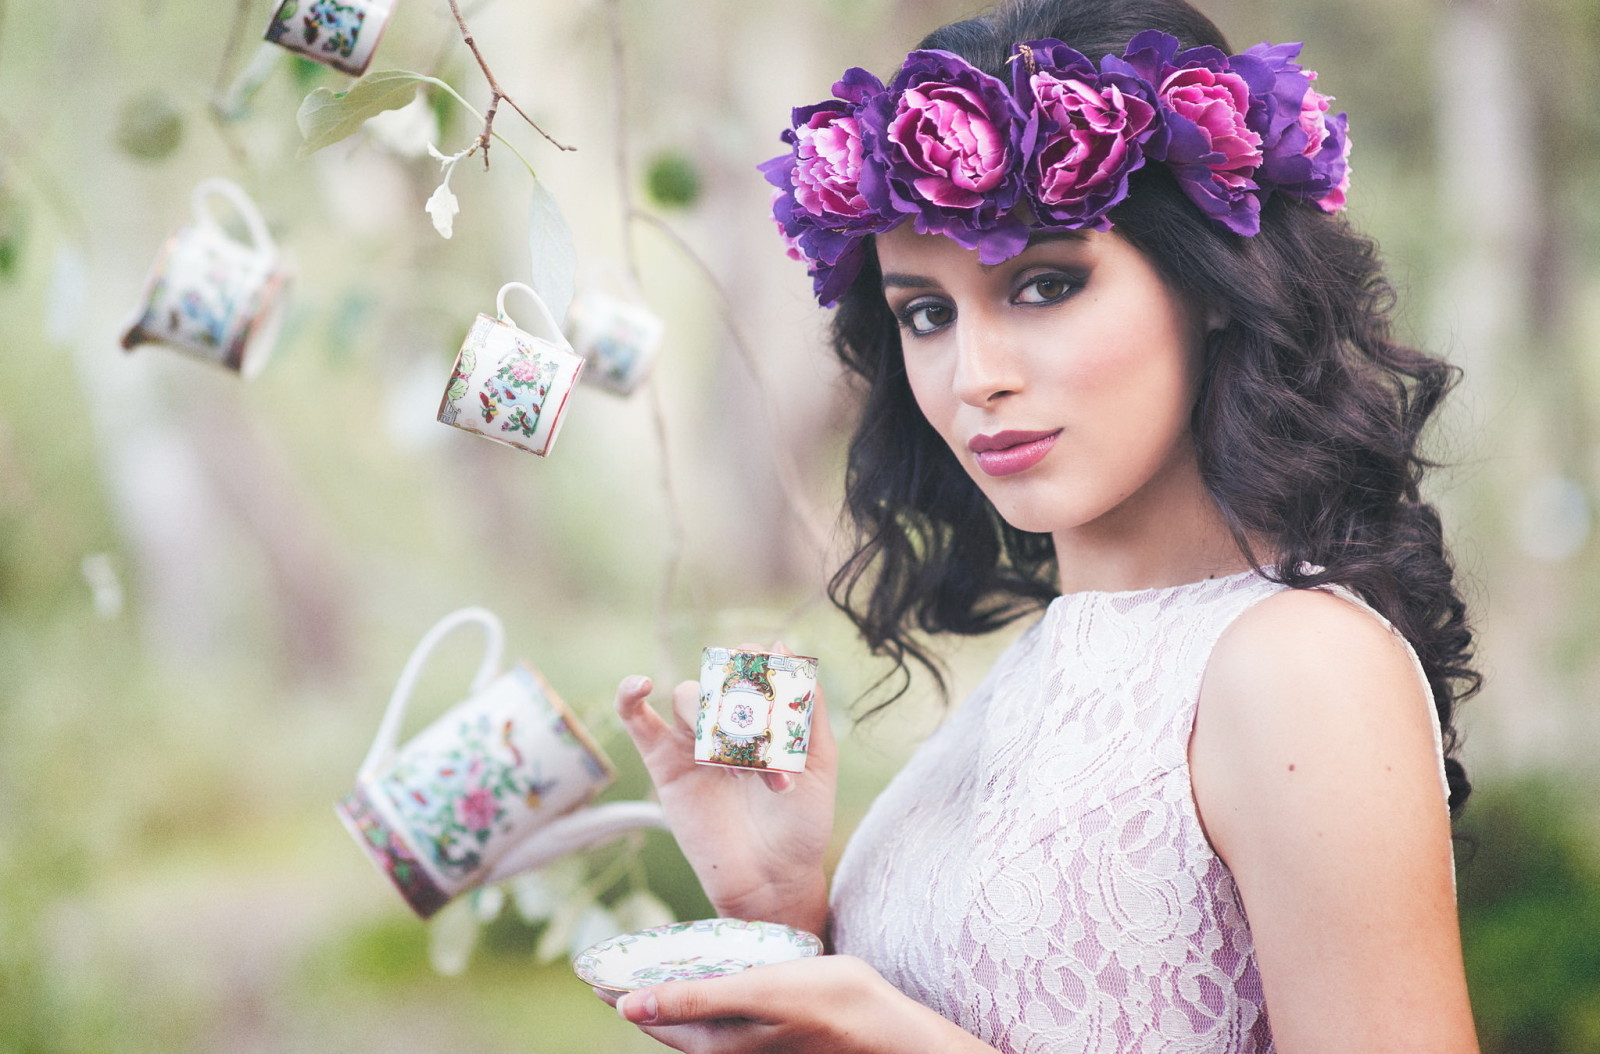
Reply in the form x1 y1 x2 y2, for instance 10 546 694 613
446 0 575 167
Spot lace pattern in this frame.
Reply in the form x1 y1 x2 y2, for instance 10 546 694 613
831 571 1448 1053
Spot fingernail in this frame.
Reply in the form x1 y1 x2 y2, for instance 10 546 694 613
617 989 659 1024
622 675 649 695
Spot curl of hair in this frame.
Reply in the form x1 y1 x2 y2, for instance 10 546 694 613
824 0 1477 816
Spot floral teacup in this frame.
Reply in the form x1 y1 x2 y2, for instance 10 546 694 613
120 177 288 377
565 289 664 397
694 647 820 774
337 607 664 918
264 0 393 77
437 282 585 457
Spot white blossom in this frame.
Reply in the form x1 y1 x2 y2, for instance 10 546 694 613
425 180 460 238
422 141 475 239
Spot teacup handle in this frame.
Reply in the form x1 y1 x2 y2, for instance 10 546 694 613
358 606 505 780
481 800 669 885
496 282 566 346
191 176 276 257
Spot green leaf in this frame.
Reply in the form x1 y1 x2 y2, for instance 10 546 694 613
527 177 577 328
296 70 432 158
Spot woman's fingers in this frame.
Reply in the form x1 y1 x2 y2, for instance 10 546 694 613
614 675 676 754
617 980 762 1028
670 678 700 730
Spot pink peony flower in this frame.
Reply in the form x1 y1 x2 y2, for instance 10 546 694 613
1029 73 1156 221
457 787 498 832
792 111 870 219
1298 80 1352 212
1159 66 1262 190
888 83 1011 208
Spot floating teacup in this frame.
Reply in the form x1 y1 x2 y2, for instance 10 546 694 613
565 288 663 397
437 282 585 457
121 177 288 377
337 607 665 918
694 647 819 774
264 0 393 77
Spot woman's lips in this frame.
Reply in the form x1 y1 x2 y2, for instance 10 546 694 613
968 429 1062 477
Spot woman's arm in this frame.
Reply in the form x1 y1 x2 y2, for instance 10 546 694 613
1190 588 1479 1053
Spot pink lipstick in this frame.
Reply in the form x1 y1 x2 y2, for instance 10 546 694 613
968 429 1062 477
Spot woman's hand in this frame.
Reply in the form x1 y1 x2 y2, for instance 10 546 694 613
595 955 996 1054
613 648 836 936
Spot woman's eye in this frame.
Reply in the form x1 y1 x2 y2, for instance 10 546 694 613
1014 274 1076 305
899 301 953 336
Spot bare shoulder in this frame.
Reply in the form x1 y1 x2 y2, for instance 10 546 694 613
1200 586 1436 752
1190 584 1448 870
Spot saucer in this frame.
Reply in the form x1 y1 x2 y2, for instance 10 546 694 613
573 918 823 992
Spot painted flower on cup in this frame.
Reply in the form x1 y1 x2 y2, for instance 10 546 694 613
458 786 500 833
1012 39 1161 230
859 50 1029 262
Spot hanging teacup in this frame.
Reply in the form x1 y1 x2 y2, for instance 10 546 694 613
437 282 585 457
120 177 288 378
565 284 664 397
264 0 394 78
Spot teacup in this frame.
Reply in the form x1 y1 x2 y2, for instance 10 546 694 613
120 177 288 377
337 607 665 918
264 0 393 77
437 282 585 458
565 289 664 397
694 647 820 774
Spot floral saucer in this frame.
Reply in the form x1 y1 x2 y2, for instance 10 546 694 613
573 918 823 992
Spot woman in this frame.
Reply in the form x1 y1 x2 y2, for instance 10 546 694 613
603 0 1481 1049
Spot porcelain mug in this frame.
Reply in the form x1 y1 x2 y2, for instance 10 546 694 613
694 647 820 774
437 283 585 458
120 178 287 377
337 607 665 918
565 289 664 397
264 0 393 77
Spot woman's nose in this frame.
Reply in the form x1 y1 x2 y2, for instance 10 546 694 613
952 322 1023 406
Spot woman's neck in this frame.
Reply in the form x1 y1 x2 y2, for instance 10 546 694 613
1051 443 1258 595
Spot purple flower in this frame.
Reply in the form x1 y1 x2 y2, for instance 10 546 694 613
1117 31 1271 235
859 50 1028 263
1241 42 1351 212
760 68 894 305
1012 38 1160 230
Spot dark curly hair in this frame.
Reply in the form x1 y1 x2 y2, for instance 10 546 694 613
824 0 1478 816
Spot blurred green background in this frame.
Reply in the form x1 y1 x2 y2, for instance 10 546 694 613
2 0 1598 1050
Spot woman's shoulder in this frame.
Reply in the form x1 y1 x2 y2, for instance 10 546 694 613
1190 584 1449 862
1200 584 1436 744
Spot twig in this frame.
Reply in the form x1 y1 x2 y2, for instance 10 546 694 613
627 208 834 559
446 0 575 167
213 0 256 99
0 110 91 245
607 0 684 686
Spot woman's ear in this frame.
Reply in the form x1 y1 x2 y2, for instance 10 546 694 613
1204 303 1228 333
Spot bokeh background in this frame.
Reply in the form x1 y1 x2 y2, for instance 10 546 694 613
3 0 1598 1050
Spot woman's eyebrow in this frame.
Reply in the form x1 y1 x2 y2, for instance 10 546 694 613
880 231 1092 291
880 273 938 292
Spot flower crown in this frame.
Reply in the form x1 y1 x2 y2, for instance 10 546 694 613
760 31 1351 306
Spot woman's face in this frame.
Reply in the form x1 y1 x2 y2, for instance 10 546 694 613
876 223 1211 543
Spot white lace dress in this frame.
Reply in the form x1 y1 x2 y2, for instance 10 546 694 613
830 570 1446 1053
